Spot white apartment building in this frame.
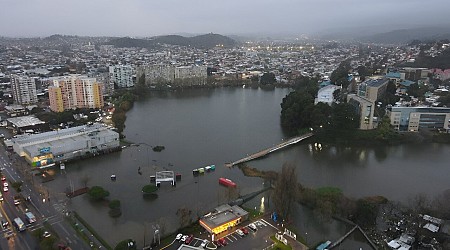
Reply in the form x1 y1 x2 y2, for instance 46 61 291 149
109 65 134 88
11 75 38 105
137 65 207 84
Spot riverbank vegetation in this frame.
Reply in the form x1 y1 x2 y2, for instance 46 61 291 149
237 164 278 181
152 145 165 152
108 199 122 218
239 163 386 228
88 186 110 201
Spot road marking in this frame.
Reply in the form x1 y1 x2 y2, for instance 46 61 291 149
226 236 233 243
260 219 278 230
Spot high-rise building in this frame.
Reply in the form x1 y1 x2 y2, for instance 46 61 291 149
11 75 38 105
109 65 134 88
136 65 207 85
48 75 104 112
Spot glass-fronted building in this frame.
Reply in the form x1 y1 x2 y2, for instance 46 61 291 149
387 106 450 132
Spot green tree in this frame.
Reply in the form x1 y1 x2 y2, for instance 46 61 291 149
280 91 315 133
331 60 351 88
407 83 428 99
330 103 359 130
142 185 158 193
273 163 298 220
353 199 378 228
260 72 276 85
310 102 332 130
88 186 110 201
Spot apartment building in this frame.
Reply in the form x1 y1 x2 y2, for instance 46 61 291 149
357 78 389 102
137 65 207 85
11 75 38 105
48 75 104 112
109 65 134 88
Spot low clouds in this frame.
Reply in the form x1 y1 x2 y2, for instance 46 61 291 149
0 0 449 37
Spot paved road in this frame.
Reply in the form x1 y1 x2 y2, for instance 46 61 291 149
0 143 90 250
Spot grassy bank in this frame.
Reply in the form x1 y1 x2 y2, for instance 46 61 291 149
237 164 278 181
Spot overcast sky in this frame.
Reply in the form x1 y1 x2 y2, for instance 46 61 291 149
1 0 449 37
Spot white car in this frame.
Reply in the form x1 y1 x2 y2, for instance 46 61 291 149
181 235 188 242
236 229 244 237
200 240 208 248
176 233 183 241
248 223 257 231
43 231 51 238
2 186 8 192
3 182 8 187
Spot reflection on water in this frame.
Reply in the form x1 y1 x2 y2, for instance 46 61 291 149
38 88 450 248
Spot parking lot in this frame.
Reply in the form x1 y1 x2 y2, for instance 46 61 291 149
165 219 278 250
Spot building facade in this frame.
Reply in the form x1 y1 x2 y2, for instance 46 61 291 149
11 75 38 105
11 123 119 167
48 75 104 112
109 65 134 88
357 77 389 102
348 94 376 130
387 106 450 132
199 204 248 235
137 65 207 85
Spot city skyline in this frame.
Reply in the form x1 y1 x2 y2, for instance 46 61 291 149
1 0 450 37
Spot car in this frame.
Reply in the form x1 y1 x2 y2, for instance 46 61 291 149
176 233 183 241
236 229 245 237
200 239 208 248
3 186 8 192
43 231 51 238
218 238 227 246
241 227 249 235
185 234 194 245
180 235 188 242
1 176 5 181
3 182 8 187
1 220 8 229
256 220 265 227
213 240 222 247
248 223 257 231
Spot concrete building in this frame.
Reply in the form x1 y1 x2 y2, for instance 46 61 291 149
348 94 376 130
137 65 207 85
199 204 248 235
387 106 450 132
315 84 341 105
48 75 104 112
357 77 389 102
7 115 48 134
11 75 38 105
109 65 134 88
11 123 119 167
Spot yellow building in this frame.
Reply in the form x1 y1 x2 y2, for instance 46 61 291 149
199 204 248 235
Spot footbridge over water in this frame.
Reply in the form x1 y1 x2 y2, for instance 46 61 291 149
226 133 313 167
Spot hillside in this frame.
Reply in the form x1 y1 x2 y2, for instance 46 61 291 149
106 33 236 49
360 26 450 44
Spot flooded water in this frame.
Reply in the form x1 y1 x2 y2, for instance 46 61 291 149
40 87 450 247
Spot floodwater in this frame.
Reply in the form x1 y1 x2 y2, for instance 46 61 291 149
41 87 450 248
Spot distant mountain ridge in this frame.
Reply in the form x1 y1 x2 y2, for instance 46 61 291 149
106 33 236 49
359 26 450 44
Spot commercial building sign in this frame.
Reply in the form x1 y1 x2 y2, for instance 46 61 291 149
39 147 51 154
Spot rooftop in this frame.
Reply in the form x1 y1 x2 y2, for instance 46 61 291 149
12 123 107 145
200 204 248 229
365 77 389 88
7 115 46 128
